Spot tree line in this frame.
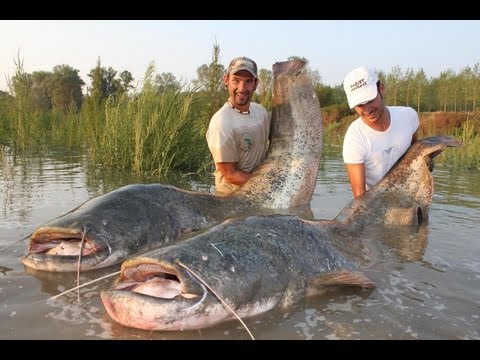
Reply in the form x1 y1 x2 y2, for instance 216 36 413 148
2 50 479 115
1 44 478 174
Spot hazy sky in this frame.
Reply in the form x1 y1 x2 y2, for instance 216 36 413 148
0 20 479 92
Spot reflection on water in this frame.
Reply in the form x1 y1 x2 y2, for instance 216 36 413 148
1 148 479 339
371 224 429 262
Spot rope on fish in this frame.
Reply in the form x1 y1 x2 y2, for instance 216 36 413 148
0 234 30 252
47 270 121 301
76 226 89 301
177 261 255 340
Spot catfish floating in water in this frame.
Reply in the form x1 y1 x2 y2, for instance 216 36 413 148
100 136 461 331
23 59 323 272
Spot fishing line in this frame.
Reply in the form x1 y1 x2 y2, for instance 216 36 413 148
76 226 89 301
177 261 255 340
0 234 30 252
46 270 121 302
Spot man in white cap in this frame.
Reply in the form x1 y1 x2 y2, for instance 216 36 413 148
206 57 270 195
342 66 419 198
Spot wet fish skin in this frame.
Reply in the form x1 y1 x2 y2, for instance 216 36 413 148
239 60 323 209
101 214 372 331
100 135 461 331
22 59 323 272
23 184 252 271
337 135 462 228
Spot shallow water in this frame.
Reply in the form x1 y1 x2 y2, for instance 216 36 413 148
1 148 479 340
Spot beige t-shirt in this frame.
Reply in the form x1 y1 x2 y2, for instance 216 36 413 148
206 102 270 195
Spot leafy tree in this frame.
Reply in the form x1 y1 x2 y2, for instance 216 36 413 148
403 68 415 107
193 42 227 127
8 55 32 103
257 68 272 110
315 84 346 108
50 65 84 112
437 69 455 112
87 58 128 101
194 43 225 94
413 69 428 113
87 58 104 104
155 72 181 93
472 62 480 111
385 66 403 106
460 63 480 111
119 70 134 94
103 67 120 98
29 71 53 111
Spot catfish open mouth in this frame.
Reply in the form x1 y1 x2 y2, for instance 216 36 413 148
29 229 98 256
114 262 204 299
22 227 110 272
100 261 216 331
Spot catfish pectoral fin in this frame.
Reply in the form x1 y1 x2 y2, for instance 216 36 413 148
311 269 375 289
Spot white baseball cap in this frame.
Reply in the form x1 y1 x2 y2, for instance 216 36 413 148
343 66 379 108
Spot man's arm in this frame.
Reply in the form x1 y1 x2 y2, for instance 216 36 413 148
345 163 366 199
217 162 251 186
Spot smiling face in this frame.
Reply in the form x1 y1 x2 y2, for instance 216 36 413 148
224 70 258 112
354 82 387 127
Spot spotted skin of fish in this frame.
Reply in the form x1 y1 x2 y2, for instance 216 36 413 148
22 59 323 272
100 135 461 331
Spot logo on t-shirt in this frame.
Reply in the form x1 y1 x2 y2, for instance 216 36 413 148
383 146 394 155
383 145 399 169
241 133 253 151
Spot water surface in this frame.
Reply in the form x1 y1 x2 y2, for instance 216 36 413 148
1 148 479 340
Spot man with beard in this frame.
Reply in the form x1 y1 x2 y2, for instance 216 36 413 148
206 57 270 195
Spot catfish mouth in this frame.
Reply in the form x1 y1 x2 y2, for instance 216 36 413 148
100 261 211 331
22 227 110 272
114 262 204 299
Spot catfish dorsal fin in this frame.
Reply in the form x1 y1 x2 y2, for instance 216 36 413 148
311 269 375 289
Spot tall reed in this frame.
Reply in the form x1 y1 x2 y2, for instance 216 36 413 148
80 64 207 176
437 117 480 170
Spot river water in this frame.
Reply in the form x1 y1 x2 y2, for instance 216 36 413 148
1 147 479 340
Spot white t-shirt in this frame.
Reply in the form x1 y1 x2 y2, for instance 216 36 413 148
206 102 270 195
342 106 419 190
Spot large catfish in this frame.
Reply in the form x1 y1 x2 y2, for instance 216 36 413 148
100 136 461 331
23 59 323 272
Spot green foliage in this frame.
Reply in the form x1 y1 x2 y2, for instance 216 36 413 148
315 84 346 108
2 50 480 174
0 91 13 145
256 68 273 111
436 116 480 170
379 63 480 113
10 58 84 114
29 71 53 111
78 62 211 175
50 65 85 112
155 72 181 93
119 70 134 94
87 57 133 102
193 42 226 124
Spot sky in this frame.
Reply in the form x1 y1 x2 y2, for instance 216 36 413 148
0 20 479 93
